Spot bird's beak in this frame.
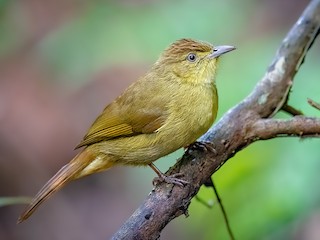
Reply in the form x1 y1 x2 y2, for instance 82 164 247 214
209 45 236 58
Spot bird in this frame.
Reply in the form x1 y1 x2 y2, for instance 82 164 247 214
18 38 235 223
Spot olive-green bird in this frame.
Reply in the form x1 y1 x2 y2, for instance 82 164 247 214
18 38 235 222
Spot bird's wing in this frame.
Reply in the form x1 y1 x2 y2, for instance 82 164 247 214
75 96 167 149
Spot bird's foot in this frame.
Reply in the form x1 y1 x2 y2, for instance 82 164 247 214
152 172 189 187
188 141 217 154
149 163 188 187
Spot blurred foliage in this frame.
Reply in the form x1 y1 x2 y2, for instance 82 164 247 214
0 0 17 56
0 197 31 207
0 0 319 240
38 0 248 83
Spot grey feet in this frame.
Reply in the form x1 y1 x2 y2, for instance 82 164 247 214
152 172 189 187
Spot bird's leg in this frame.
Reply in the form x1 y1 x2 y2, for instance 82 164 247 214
148 163 188 187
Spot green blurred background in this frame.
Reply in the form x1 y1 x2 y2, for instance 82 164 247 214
0 0 319 239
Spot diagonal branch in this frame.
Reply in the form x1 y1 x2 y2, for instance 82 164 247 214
112 1 320 239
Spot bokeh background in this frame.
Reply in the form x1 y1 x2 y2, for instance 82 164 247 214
1 0 319 239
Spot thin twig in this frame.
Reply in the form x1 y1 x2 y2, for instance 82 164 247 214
308 98 320 110
194 195 213 209
282 104 303 116
207 178 235 240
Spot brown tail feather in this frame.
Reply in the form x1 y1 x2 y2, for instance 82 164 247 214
17 149 94 223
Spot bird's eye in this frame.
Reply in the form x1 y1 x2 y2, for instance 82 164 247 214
186 53 197 62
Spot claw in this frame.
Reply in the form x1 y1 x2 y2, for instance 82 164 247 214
188 141 217 154
152 173 189 187
148 163 188 187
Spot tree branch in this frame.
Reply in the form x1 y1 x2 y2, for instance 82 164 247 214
112 0 320 239
250 117 320 140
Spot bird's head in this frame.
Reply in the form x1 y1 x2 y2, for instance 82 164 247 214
155 38 235 85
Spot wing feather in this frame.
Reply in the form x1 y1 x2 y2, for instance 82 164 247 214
76 92 168 148
75 75 173 149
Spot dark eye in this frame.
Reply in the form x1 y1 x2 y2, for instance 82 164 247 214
186 53 197 62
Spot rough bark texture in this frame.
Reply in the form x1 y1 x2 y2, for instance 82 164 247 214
112 1 320 239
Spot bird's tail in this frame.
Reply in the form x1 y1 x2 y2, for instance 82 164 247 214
17 148 96 223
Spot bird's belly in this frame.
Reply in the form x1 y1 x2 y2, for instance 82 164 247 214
92 86 217 166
